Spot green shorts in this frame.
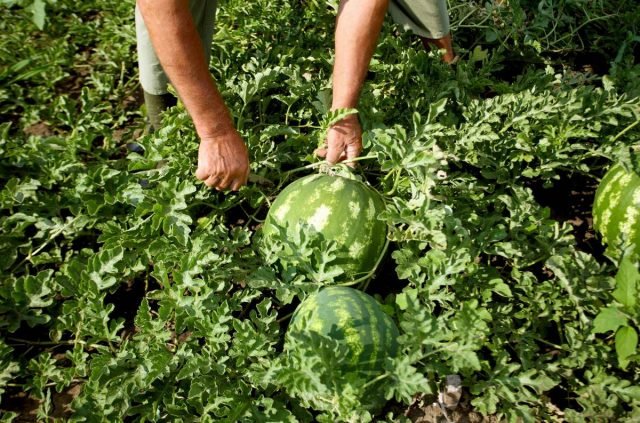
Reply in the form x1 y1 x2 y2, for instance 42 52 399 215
135 0 217 95
389 0 450 39
136 0 449 95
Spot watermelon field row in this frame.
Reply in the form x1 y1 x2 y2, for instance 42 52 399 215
1 0 640 421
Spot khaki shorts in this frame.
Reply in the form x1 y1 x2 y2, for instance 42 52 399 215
389 0 450 40
135 0 217 95
136 0 449 95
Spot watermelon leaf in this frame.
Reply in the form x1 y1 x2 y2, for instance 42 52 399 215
616 326 638 369
613 255 638 309
27 0 46 30
592 307 629 334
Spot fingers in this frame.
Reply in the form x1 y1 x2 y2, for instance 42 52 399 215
230 172 248 191
200 166 250 192
319 117 363 165
314 147 327 158
345 142 363 168
315 146 351 164
197 132 250 192
226 168 250 191
203 174 221 188
217 173 236 191
318 141 358 165
242 166 250 186
201 173 240 191
325 144 343 165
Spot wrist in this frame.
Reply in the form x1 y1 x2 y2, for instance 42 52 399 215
331 111 360 126
196 120 236 142
330 102 358 112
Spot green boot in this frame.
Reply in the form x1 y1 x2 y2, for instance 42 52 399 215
143 91 177 131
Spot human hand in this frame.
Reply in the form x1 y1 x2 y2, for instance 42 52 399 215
315 114 362 167
195 129 250 191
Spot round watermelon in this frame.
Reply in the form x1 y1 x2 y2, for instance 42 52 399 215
285 286 400 376
262 174 387 280
593 163 640 258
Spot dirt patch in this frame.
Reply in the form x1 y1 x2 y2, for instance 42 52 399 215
23 122 54 138
51 383 82 418
1 383 82 422
113 127 143 145
1 390 39 422
121 89 144 112
366 243 408 298
55 67 90 101
405 393 500 423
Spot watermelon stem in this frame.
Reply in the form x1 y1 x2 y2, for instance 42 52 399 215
283 154 377 179
610 116 640 144
338 236 390 290
9 215 82 274
274 154 379 195
360 372 390 390
276 311 294 324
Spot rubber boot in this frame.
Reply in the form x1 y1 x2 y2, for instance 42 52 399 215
143 91 177 131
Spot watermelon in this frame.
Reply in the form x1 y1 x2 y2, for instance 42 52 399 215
593 163 640 258
285 286 400 376
262 174 387 280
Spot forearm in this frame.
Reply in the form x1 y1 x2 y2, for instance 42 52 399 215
332 0 388 110
137 0 233 138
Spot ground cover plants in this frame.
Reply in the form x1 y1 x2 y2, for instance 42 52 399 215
1 0 640 421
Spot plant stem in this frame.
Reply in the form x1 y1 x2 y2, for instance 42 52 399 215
338 236 391 290
7 337 108 351
610 118 640 144
276 311 294 324
10 216 81 273
361 372 389 390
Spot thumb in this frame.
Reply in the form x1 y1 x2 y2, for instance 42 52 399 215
195 165 209 181
314 147 327 158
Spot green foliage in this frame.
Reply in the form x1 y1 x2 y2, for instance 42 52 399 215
2 0 49 30
593 255 640 370
1 0 640 421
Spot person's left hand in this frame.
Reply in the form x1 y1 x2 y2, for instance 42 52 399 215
315 114 362 167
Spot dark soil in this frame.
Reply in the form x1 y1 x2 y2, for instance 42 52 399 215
105 276 152 336
1 383 81 422
366 243 408 298
54 51 93 101
528 171 607 262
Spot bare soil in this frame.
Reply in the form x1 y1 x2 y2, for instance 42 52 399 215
405 393 501 423
1 383 81 422
23 122 55 138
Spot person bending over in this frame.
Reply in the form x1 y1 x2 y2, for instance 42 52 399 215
136 0 454 191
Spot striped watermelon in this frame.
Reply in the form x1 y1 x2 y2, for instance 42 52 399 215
593 163 640 258
262 174 387 280
285 286 400 376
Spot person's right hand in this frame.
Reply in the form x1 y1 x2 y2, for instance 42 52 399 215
315 114 363 167
195 129 250 191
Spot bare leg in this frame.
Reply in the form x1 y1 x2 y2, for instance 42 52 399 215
421 33 457 64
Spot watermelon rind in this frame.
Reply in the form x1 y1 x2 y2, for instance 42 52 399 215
262 174 388 281
593 163 640 259
286 286 399 375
